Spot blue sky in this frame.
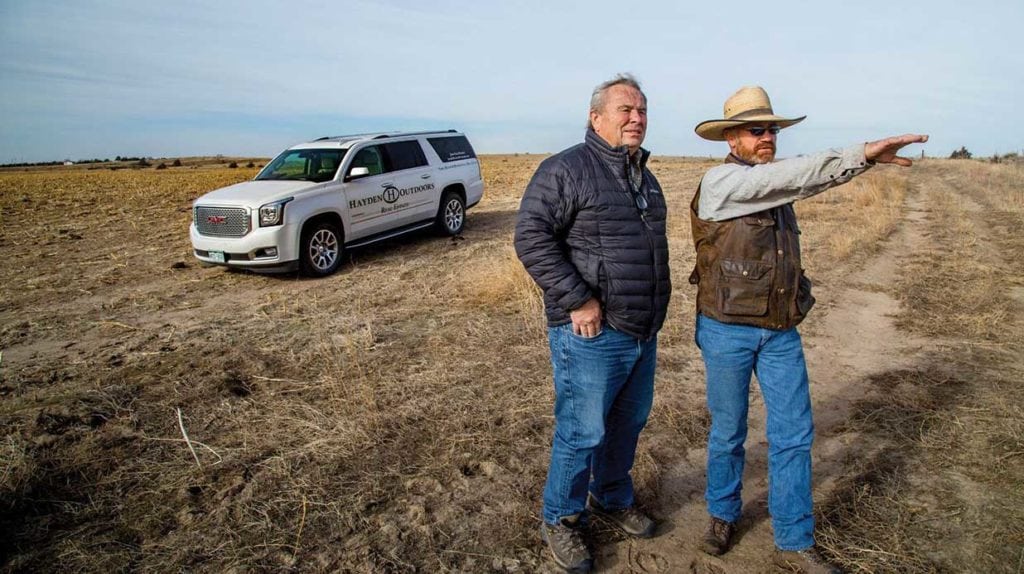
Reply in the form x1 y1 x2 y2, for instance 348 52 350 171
1 0 1021 163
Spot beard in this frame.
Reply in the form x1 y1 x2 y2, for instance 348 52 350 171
738 143 776 165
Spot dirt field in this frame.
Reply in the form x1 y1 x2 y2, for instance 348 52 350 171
1 156 1022 573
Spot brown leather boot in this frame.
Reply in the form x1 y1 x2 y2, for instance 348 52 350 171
540 514 592 573
700 516 736 556
773 546 843 573
586 493 656 538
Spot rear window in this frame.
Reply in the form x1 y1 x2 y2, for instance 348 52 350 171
428 136 476 163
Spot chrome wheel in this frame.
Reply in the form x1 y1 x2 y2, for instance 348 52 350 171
300 222 343 276
443 197 464 234
306 227 339 273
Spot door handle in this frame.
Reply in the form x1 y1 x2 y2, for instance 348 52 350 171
382 182 394 187
420 174 432 179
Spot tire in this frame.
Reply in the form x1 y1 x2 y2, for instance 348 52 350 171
436 191 465 236
299 221 343 277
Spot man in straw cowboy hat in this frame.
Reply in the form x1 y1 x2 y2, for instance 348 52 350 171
689 85 926 573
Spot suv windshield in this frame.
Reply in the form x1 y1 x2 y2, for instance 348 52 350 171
256 148 348 183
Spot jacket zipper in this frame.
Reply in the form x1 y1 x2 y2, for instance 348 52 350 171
641 173 657 340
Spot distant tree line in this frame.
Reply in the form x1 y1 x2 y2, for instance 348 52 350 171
0 158 111 168
3 156 263 169
948 147 1023 163
1 156 185 168
989 152 1019 164
0 156 157 168
1 157 181 168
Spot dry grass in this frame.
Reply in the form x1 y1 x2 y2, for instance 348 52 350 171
2 156 1021 573
456 245 544 317
0 156 563 572
796 167 909 268
894 163 1016 341
820 358 1024 572
815 160 1024 573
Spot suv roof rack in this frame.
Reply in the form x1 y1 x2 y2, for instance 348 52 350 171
305 130 460 144
322 132 381 140
372 129 458 140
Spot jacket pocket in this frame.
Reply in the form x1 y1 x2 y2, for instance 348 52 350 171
717 258 773 316
586 255 606 303
795 270 815 318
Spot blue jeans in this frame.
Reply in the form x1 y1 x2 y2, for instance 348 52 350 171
542 323 657 525
695 314 815 551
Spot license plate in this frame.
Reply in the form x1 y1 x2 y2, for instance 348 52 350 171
208 250 226 263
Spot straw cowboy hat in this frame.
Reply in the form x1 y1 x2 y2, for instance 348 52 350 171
695 86 806 141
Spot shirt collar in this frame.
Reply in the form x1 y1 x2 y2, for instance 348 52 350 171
726 153 755 167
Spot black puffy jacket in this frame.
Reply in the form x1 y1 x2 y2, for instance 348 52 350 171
514 129 671 340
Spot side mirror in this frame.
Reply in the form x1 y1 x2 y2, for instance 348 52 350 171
346 166 370 180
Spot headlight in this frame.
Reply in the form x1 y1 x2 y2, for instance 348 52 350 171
259 197 293 227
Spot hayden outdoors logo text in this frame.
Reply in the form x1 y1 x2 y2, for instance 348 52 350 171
349 182 435 210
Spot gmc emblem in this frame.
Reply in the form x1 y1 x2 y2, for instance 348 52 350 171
207 215 227 224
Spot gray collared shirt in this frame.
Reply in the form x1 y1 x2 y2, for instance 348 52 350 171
698 144 872 221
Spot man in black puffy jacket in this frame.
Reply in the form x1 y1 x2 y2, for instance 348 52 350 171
515 74 671 573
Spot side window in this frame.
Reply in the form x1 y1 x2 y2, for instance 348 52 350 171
383 140 428 172
349 146 384 176
428 136 476 162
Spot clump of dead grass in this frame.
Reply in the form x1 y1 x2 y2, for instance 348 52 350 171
797 168 908 268
456 244 544 317
0 435 33 501
817 451 934 573
819 361 1024 573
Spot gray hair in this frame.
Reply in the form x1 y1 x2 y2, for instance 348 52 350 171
588 73 646 128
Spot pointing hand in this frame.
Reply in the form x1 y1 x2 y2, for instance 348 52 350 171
865 134 929 167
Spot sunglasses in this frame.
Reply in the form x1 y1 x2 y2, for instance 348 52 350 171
630 189 653 228
633 190 648 213
745 126 781 137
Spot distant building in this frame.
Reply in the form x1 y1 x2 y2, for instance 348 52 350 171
63 160 74 166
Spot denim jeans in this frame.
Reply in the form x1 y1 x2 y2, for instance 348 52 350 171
541 322 657 525
695 314 815 551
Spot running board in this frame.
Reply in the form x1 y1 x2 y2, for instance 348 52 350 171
345 221 435 249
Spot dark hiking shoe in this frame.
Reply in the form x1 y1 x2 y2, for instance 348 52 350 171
773 546 843 574
700 516 736 556
540 515 592 573
586 494 656 538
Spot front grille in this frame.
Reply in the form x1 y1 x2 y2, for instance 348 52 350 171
195 206 250 237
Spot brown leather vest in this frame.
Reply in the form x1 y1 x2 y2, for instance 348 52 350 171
688 155 815 330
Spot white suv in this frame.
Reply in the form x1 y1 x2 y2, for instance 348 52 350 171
190 130 483 276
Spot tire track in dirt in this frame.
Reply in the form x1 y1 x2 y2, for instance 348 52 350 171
589 177 935 573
